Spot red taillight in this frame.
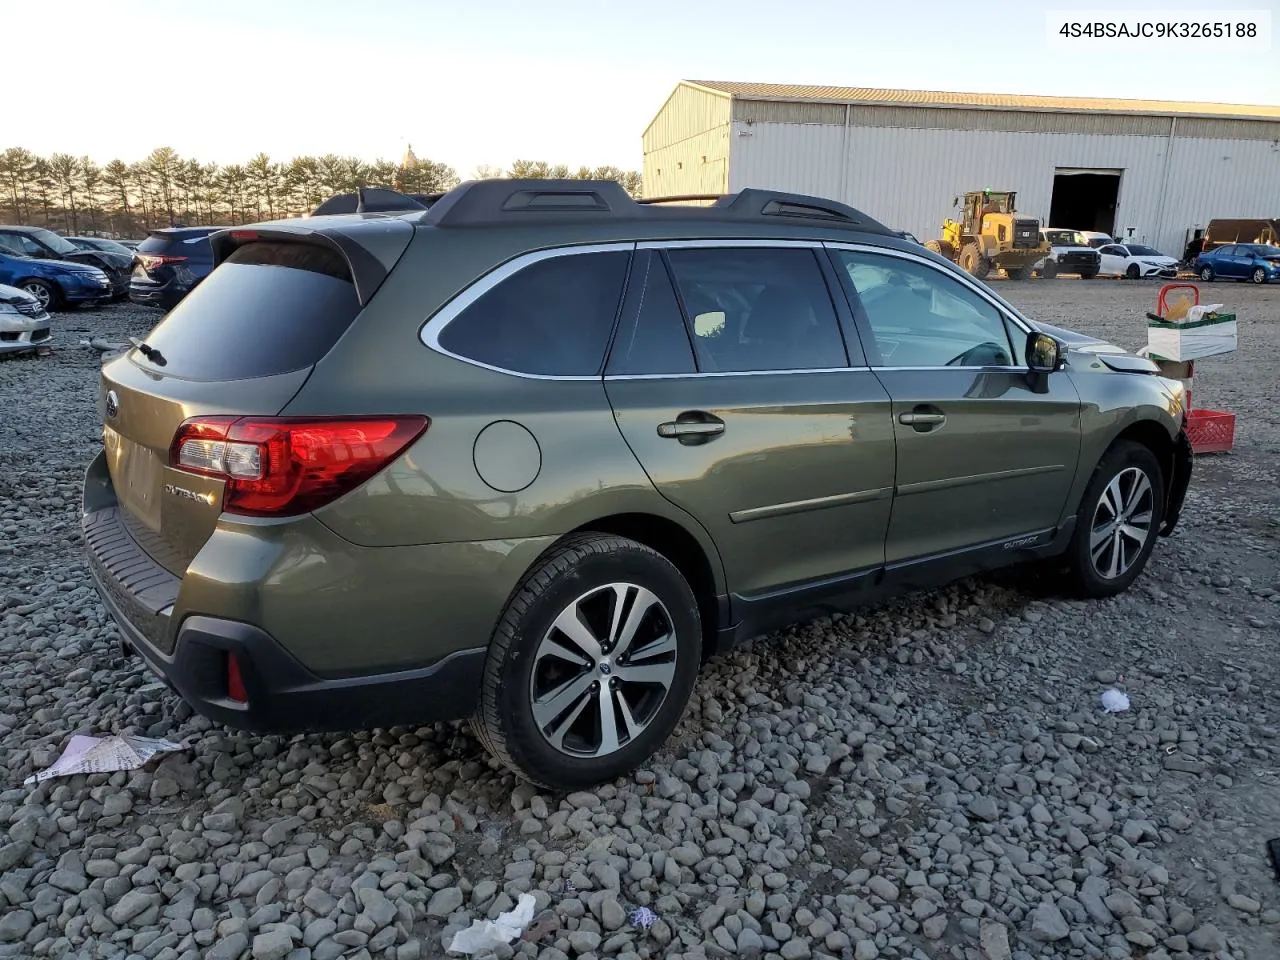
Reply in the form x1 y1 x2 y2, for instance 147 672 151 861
226 653 248 703
169 415 429 517
137 253 188 272
230 230 258 240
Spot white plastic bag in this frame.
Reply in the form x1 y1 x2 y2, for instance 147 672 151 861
1100 688 1130 714
448 892 536 954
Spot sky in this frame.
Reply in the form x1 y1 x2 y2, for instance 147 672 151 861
8 0 1278 177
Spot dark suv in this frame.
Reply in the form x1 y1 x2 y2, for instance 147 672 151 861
84 180 1193 788
129 227 221 310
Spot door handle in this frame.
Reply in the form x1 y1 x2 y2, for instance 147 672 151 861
899 408 947 433
657 412 725 444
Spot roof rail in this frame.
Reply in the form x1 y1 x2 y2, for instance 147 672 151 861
635 194 724 205
310 187 438 217
424 179 634 226
301 179 893 235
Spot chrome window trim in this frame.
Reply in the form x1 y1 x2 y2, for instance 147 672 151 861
604 367 871 382
639 238 824 250
418 241 637 381
823 241 1037 356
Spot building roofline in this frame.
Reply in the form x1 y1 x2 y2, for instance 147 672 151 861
641 81 731 139
682 79 1280 124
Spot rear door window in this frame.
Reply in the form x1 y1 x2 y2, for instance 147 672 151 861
134 240 362 381
664 247 849 373
436 250 631 377
606 252 696 377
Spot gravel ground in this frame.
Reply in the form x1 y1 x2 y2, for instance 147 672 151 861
1 279 1277 960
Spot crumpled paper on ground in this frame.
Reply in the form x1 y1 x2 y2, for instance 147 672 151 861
1100 688 1131 714
448 892 536 954
23 734 188 786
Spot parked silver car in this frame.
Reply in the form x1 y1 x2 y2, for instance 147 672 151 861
0 282 52 355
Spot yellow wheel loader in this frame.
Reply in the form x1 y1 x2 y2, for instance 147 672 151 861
926 190 1052 280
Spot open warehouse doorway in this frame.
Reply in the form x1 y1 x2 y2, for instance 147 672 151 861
1049 168 1121 235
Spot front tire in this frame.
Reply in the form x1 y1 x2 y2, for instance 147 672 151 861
1125 264 1141 280
20 279 60 312
1006 265 1030 281
960 243 991 280
1039 260 1058 279
1199 265 1214 282
473 534 702 789
1080 269 1098 280
1252 266 1268 284
1064 441 1165 599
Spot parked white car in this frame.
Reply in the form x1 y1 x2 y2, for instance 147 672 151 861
0 282 52 356
1096 242 1178 280
1034 228 1102 278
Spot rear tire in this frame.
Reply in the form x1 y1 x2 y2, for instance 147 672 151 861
1080 269 1098 280
1006 265 1030 281
1064 441 1165 599
20 279 60 312
473 534 702 789
1125 264 1140 280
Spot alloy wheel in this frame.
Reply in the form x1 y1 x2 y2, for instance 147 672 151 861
529 582 678 758
22 283 51 309
1089 467 1154 579
1253 267 1266 284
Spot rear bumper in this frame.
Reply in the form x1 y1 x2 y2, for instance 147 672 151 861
128 281 184 311
96 578 484 734
81 451 490 733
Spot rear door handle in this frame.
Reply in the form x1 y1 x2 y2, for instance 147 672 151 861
658 412 725 444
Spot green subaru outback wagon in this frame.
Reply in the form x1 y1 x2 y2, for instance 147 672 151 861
84 180 1192 788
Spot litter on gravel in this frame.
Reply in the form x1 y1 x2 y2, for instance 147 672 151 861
22 733 188 786
447 891 536 954
1100 687 1131 713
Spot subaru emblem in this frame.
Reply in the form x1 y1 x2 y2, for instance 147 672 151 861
105 390 119 418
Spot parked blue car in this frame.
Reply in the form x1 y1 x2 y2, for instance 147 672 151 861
1194 243 1280 284
0 243 114 311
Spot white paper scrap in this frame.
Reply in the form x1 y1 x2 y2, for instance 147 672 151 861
23 735 188 786
448 892 536 954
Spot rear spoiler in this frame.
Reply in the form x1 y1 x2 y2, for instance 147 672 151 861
310 187 444 217
209 218 416 306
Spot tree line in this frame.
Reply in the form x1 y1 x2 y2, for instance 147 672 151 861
0 147 643 238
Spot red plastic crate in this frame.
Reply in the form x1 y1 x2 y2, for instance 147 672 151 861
1186 409 1235 454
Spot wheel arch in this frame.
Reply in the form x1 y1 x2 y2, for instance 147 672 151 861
568 511 726 658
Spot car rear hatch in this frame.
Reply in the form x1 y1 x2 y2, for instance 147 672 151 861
99 218 417 577
132 230 202 288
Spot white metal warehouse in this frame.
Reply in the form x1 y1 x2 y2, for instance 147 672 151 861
643 80 1280 258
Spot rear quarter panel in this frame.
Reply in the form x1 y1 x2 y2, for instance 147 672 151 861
286 227 728 595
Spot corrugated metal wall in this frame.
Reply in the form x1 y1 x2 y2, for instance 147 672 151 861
728 116 1280 257
642 86 731 198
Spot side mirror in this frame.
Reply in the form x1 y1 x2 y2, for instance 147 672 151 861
1026 331 1064 372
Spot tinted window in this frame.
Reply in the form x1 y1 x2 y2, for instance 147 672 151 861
607 254 695 376
439 251 630 377
664 247 847 373
1127 245 1161 257
135 241 361 381
1100 246 1123 256
835 251 1016 368
1 232 46 257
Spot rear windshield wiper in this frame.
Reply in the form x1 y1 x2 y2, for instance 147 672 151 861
130 338 166 366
